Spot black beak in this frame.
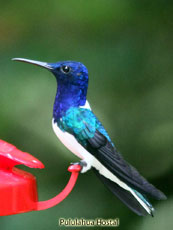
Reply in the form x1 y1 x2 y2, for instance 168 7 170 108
12 58 53 70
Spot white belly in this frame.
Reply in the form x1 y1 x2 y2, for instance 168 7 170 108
52 119 129 187
52 119 151 214
52 119 93 161
52 98 151 214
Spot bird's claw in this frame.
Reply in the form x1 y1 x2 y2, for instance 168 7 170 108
70 161 88 173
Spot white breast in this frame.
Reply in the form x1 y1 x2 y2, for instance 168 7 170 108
79 100 91 110
52 101 151 214
52 119 128 188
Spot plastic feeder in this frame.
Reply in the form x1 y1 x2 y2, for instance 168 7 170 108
0 139 81 216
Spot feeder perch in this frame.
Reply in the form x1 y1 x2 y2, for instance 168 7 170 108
0 139 81 216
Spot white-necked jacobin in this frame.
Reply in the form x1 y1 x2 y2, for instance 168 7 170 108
12 58 166 216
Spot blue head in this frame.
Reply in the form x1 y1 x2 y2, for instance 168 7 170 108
12 58 89 120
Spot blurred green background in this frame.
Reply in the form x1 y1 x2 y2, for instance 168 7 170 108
0 0 172 229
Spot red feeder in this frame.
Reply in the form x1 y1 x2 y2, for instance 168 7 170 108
0 139 81 216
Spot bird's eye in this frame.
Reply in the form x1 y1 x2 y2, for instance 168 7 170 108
60 65 71 74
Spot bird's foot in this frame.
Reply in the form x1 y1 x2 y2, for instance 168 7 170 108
70 160 91 173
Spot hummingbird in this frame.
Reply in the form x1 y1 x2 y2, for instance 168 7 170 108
12 58 166 216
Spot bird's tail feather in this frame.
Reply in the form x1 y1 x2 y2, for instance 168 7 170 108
93 168 154 216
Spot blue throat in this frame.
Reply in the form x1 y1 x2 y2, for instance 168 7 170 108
53 80 88 120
